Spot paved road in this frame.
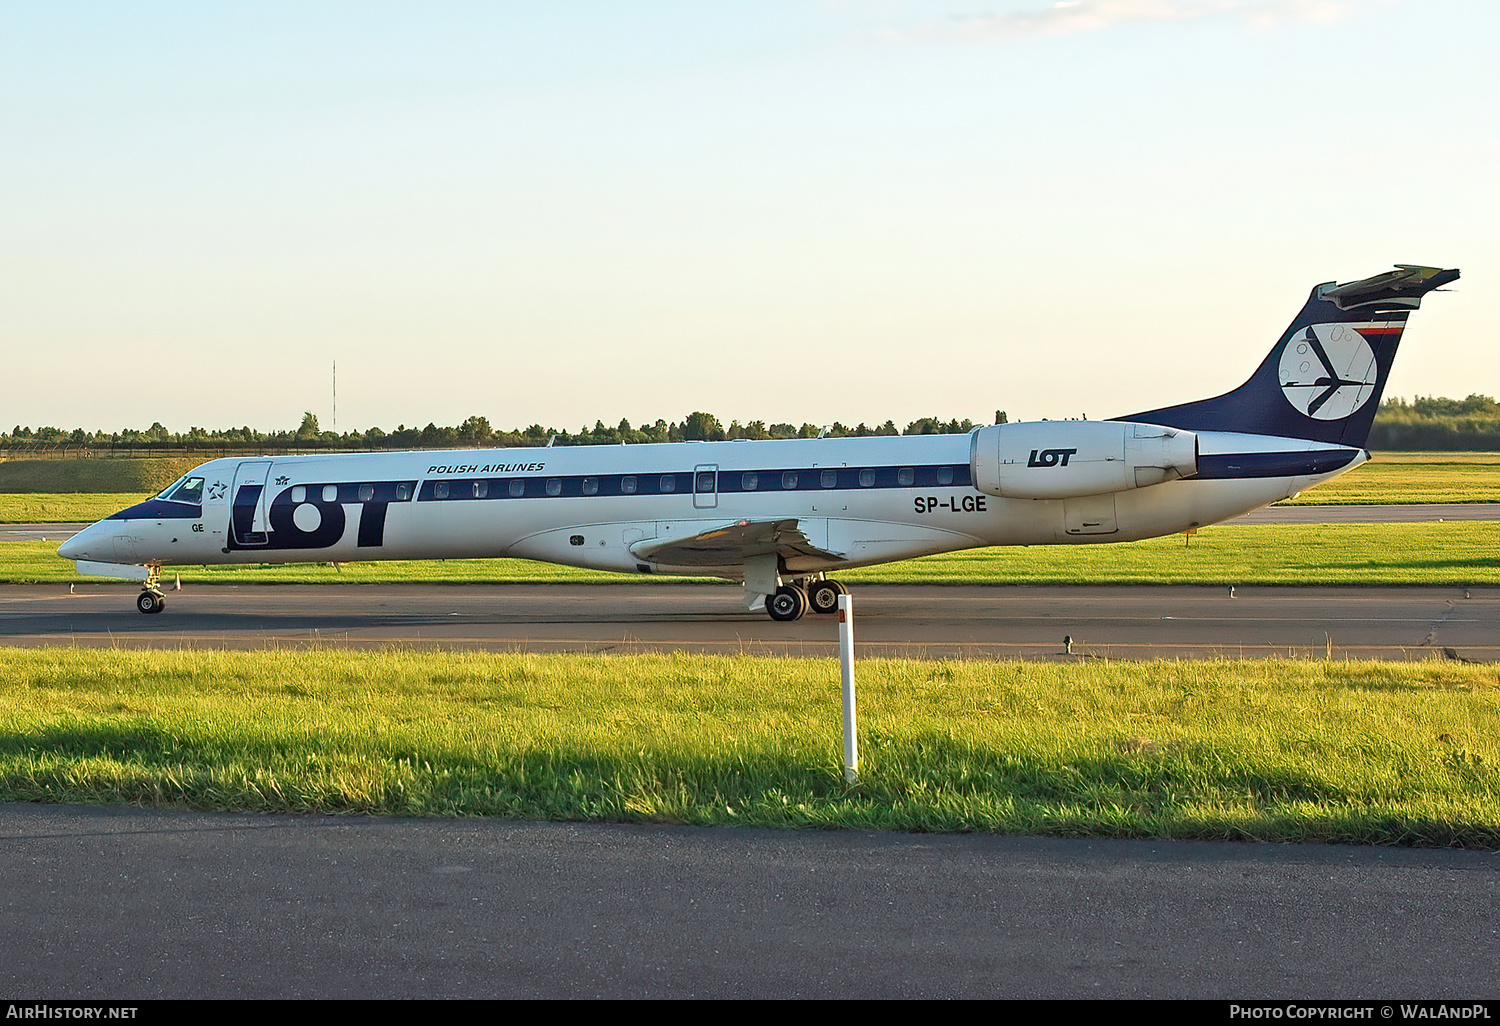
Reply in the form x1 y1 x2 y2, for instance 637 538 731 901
0 521 90 541
5 583 1496 660
3 803 1497 999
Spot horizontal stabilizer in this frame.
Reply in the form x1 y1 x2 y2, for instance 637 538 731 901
1319 265 1459 310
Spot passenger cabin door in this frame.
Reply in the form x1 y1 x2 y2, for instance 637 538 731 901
231 460 274 546
693 464 718 509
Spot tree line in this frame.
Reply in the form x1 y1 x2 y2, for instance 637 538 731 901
7 396 1500 453
0 411 986 454
1366 395 1500 450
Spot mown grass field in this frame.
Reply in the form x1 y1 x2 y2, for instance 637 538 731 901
0 492 148 523
7 521 1499 587
3 648 1495 846
0 457 198 495
1280 452 1500 505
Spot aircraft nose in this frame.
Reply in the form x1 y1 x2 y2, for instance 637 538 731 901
57 522 106 561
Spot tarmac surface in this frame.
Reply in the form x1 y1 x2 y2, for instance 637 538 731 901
4 802 1498 999
5 582 1496 660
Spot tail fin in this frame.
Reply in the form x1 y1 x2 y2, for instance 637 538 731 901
1121 264 1459 447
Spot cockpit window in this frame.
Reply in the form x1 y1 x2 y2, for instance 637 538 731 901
162 476 204 505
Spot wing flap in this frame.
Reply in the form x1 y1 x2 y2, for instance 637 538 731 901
630 518 845 568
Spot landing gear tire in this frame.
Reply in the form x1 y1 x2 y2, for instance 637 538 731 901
807 579 847 615
136 590 165 615
765 585 808 622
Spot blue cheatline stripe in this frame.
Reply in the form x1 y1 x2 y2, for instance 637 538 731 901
1195 450 1358 480
416 464 973 502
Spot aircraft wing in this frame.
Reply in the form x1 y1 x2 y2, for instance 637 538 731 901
629 518 845 569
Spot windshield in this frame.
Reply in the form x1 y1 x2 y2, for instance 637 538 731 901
159 476 205 505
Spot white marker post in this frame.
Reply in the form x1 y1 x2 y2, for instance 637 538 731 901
837 593 858 782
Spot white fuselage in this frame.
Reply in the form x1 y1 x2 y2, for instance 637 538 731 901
60 429 1365 581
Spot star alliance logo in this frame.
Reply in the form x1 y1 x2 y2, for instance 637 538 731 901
1277 324 1377 421
207 481 227 501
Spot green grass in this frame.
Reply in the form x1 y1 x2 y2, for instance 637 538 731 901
0 458 199 494
1280 452 1500 505
0 493 145 523
12 521 1500 587
2 648 1495 846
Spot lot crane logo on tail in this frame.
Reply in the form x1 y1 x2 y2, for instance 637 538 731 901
1277 324 1378 421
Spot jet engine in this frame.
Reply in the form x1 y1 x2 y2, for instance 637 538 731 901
969 421 1197 500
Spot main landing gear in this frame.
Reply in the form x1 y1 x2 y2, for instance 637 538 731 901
765 578 847 622
136 565 166 615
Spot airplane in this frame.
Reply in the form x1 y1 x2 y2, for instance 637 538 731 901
59 263 1458 619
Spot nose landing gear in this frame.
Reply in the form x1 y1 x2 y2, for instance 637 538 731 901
136 565 166 615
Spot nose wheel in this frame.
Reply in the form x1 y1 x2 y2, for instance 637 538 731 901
136 565 166 614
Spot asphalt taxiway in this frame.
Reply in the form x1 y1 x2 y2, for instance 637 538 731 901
4 802 1498 999
4 582 1495 660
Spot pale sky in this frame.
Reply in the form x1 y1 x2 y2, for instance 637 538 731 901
2 0 1494 434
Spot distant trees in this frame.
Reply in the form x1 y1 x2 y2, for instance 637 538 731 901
1368 395 1500 450
8 396 1492 452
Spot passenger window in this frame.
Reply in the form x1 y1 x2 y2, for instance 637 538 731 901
582 477 599 496
937 467 954 486
323 485 338 502
474 481 487 499
291 485 306 503
359 484 374 502
898 468 914 487
741 473 758 491
546 478 562 497
782 471 798 489
660 475 677 493
435 482 449 499
509 480 525 497
396 483 411 500
820 470 837 488
695 472 715 493
858 469 875 487
621 476 637 494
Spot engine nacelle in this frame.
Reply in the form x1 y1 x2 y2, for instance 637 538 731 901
969 421 1197 500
